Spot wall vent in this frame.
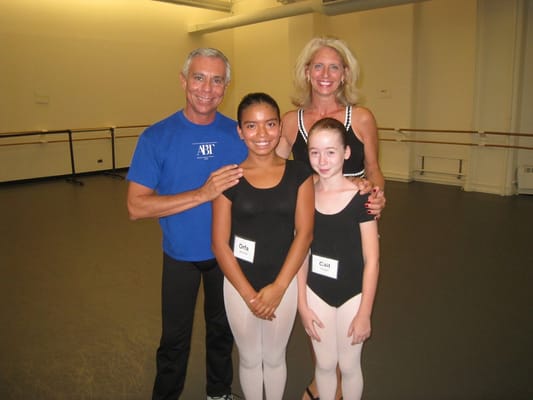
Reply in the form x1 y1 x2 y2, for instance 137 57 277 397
517 165 533 194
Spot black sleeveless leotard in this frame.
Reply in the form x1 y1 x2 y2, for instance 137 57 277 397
223 160 312 291
307 191 374 307
291 106 365 177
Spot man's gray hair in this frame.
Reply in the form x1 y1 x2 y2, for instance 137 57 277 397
182 48 231 84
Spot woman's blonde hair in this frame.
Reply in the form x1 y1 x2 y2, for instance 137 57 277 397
291 37 360 108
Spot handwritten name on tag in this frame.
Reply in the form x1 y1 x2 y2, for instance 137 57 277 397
311 254 338 279
233 235 256 263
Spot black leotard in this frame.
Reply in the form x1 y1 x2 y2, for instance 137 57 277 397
291 106 365 177
223 160 312 291
307 191 374 307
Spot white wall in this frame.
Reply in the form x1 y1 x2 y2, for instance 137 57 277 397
466 0 532 195
518 0 533 192
324 4 417 182
0 0 231 180
1 0 532 194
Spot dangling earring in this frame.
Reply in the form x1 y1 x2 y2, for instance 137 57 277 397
341 78 345 85
306 75 310 83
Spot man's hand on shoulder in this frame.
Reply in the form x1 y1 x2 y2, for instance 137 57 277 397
200 164 243 202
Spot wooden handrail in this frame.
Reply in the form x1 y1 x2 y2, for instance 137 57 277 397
1 125 532 151
0 125 149 185
1 124 531 184
2 125 531 137
378 127 533 137
0 124 150 138
379 138 533 151
378 128 533 151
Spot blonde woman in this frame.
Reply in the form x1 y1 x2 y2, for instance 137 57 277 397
277 36 385 215
277 37 385 400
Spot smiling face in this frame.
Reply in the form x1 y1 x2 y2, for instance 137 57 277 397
238 102 281 156
308 127 350 178
180 55 227 124
306 46 346 98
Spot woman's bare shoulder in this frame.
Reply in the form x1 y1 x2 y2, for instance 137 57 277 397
282 109 298 123
352 105 376 123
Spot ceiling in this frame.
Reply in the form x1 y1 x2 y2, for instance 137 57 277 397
153 0 428 34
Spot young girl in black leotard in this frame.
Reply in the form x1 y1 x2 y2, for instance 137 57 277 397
297 118 380 400
212 92 315 400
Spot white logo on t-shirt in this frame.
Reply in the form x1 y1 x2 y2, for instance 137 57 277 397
195 142 217 160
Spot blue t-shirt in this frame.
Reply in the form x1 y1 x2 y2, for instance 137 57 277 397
127 110 248 261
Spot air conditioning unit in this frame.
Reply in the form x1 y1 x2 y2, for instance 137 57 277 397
517 165 533 195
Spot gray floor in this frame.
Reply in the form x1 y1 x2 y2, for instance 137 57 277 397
1 174 532 400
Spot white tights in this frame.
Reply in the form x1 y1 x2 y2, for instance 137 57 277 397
307 287 364 400
223 278 297 400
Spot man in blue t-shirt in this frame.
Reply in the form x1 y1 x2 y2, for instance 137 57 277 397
127 48 247 400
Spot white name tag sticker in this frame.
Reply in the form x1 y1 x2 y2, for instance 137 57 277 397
233 235 255 263
311 254 339 280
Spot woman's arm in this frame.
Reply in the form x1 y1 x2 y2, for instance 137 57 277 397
276 110 298 159
347 219 380 345
352 106 386 217
352 106 385 189
255 175 315 317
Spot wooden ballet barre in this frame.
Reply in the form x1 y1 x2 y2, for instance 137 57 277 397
398 128 476 134
378 127 533 137
0 123 149 137
0 124 149 185
378 137 533 151
0 129 70 138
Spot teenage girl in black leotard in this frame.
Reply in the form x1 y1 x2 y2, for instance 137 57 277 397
298 118 380 400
